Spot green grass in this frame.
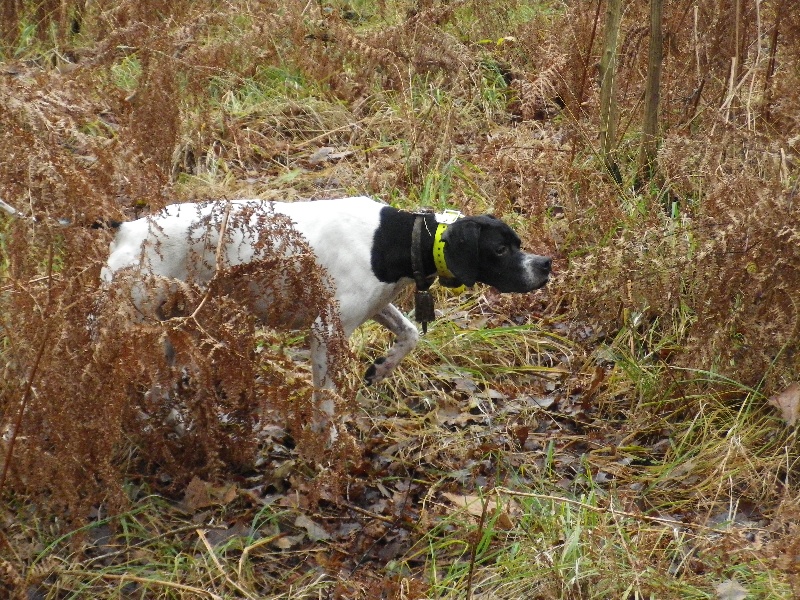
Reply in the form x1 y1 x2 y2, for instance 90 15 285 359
404 483 793 599
110 54 142 93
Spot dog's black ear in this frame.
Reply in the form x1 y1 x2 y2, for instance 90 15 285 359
441 219 481 286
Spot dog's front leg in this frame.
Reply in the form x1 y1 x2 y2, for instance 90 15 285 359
364 304 420 385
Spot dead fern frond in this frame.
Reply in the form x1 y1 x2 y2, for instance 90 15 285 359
0 558 24 599
511 54 567 121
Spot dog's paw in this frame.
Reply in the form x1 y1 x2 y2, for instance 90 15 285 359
364 356 387 385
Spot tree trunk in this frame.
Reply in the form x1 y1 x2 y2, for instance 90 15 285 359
599 0 623 182
638 0 664 181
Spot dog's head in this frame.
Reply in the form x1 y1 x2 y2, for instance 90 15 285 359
441 215 551 293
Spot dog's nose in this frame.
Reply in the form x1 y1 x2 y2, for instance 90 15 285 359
536 256 552 273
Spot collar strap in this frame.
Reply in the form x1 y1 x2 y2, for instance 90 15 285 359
433 223 466 294
433 223 455 279
412 215 436 333
411 215 434 290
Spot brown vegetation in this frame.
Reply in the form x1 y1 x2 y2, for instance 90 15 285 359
0 1 799 598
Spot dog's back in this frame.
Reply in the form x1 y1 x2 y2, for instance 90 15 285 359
102 197 406 333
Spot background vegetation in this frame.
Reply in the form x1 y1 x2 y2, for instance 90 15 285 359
1 0 798 598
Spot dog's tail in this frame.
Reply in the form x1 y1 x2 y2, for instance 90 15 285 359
0 196 122 229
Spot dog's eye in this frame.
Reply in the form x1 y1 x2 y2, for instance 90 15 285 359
495 245 509 257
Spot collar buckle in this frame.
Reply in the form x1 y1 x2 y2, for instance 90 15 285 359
435 209 463 224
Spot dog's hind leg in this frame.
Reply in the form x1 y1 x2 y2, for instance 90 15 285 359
309 323 339 442
364 304 420 385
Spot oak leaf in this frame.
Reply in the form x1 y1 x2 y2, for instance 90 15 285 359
767 382 800 426
715 578 747 600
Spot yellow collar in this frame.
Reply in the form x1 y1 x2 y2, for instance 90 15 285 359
433 223 466 294
433 223 454 279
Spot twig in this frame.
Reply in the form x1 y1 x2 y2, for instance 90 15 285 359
637 0 664 180
576 0 603 114
237 533 285 580
0 273 62 293
196 529 258 600
744 0 763 130
164 201 239 357
762 0 784 119
65 570 223 599
465 494 490 600
340 500 396 524
83 523 229 568
0 242 55 493
188 200 232 321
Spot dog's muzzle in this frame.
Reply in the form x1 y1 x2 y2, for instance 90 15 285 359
523 254 552 291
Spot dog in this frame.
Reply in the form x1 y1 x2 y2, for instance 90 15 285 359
100 196 551 428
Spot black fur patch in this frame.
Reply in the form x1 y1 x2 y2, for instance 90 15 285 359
370 207 437 283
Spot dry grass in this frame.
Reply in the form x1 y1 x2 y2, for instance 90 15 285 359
1 1 799 598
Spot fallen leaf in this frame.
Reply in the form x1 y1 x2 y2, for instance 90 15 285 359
442 493 490 518
436 404 485 427
436 404 461 424
295 514 330 541
441 493 518 529
183 477 238 511
584 366 606 400
519 394 556 409
513 426 530 446
307 146 334 164
327 150 354 161
204 521 250 547
454 377 480 393
715 578 748 600
494 511 514 530
220 484 238 505
484 388 507 401
767 382 800 426
184 477 214 511
306 147 353 165
274 533 304 550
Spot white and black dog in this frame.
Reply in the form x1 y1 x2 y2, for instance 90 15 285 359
101 196 551 407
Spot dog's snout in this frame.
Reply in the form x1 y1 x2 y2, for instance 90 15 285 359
538 256 552 273
511 254 552 292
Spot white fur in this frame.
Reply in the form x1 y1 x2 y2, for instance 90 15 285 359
103 197 406 337
102 197 417 433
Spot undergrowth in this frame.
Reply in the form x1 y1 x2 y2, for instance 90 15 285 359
1 0 799 598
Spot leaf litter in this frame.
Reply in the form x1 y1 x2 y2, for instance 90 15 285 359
2 4 799 594
56 299 770 598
